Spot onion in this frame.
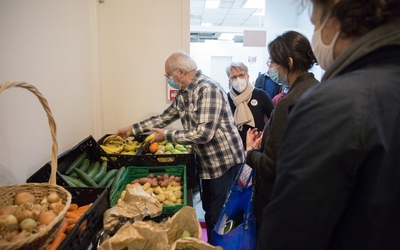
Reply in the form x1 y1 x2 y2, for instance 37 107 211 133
37 211 57 226
13 206 34 223
19 218 37 233
0 214 19 232
49 203 65 215
47 192 61 204
14 192 36 205
0 205 17 217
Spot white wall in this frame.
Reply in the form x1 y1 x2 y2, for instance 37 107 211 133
0 0 189 184
98 0 189 133
0 0 98 184
191 41 266 92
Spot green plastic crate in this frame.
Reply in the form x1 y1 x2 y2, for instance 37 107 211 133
110 165 187 215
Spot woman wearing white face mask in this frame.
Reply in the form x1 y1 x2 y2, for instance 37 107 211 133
226 62 274 147
245 30 319 237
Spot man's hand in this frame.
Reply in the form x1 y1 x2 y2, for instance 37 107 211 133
149 128 166 143
114 126 133 140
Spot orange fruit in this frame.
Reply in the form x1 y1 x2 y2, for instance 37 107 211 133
149 142 159 153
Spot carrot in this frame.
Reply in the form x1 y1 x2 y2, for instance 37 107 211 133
67 203 79 211
45 232 67 250
69 210 86 216
66 217 79 225
76 203 92 212
65 211 81 220
65 223 76 234
78 220 87 235
58 219 69 235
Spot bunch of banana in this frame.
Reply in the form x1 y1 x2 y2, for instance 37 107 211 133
144 133 155 143
100 135 125 154
100 135 144 155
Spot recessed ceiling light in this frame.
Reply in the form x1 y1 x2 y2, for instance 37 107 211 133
201 23 212 26
205 0 220 9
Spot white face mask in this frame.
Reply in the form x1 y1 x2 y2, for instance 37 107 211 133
311 16 340 70
231 78 247 93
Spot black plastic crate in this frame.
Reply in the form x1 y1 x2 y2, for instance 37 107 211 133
98 134 197 189
27 135 118 185
58 187 110 250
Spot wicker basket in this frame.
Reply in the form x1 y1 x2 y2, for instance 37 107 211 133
0 82 72 250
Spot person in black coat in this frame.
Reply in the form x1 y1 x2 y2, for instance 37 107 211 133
257 1 400 249
245 31 319 236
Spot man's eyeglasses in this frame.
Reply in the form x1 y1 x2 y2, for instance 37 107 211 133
229 73 246 81
164 69 177 79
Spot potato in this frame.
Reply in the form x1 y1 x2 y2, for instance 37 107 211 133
163 200 174 206
173 190 183 199
154 186 163 195
145 188 154 194
142 182 151 191
167 194 177 203
156 194 166 203
176 199 183 204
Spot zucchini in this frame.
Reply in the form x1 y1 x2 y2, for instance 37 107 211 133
98 169 118 186
87 161 101 178
78 158 91 173
73 168 99 187
106 177 115 189
61 174 88 187
111 167 126 192
65 152 87 175
92 162 108 183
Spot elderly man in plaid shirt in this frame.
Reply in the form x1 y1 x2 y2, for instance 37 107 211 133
115 51 245 244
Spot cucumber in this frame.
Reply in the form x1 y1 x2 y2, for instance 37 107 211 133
106 177 115 189
61 174 88 187
65 152 87 175
98 169 118 186
74 168 99 187
87 161 101 178
78 158 91 173
92 162 108 183
111 167 126 192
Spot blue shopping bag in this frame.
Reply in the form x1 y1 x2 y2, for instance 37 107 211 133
212 164 257 250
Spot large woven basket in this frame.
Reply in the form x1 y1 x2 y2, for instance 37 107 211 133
0 82 72 250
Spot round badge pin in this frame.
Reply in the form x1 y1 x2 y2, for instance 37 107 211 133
250 99 258 106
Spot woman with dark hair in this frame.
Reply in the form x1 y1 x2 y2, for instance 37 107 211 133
245 30 319 235
257 0 400 249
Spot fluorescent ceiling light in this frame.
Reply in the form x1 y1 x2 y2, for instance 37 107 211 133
243 0 264 9
201 23 212 26
218 33 236 40
205 0 220 9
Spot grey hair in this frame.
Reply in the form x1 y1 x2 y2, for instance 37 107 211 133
225 62 248 77
168 51 198 73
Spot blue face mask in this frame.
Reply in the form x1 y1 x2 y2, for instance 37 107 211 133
166 77 181 90
268 66 287 86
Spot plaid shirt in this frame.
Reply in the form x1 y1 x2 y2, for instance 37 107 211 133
132 70 245 179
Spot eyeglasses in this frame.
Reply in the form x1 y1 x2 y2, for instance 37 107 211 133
164 69 177 79
229 73 247 81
